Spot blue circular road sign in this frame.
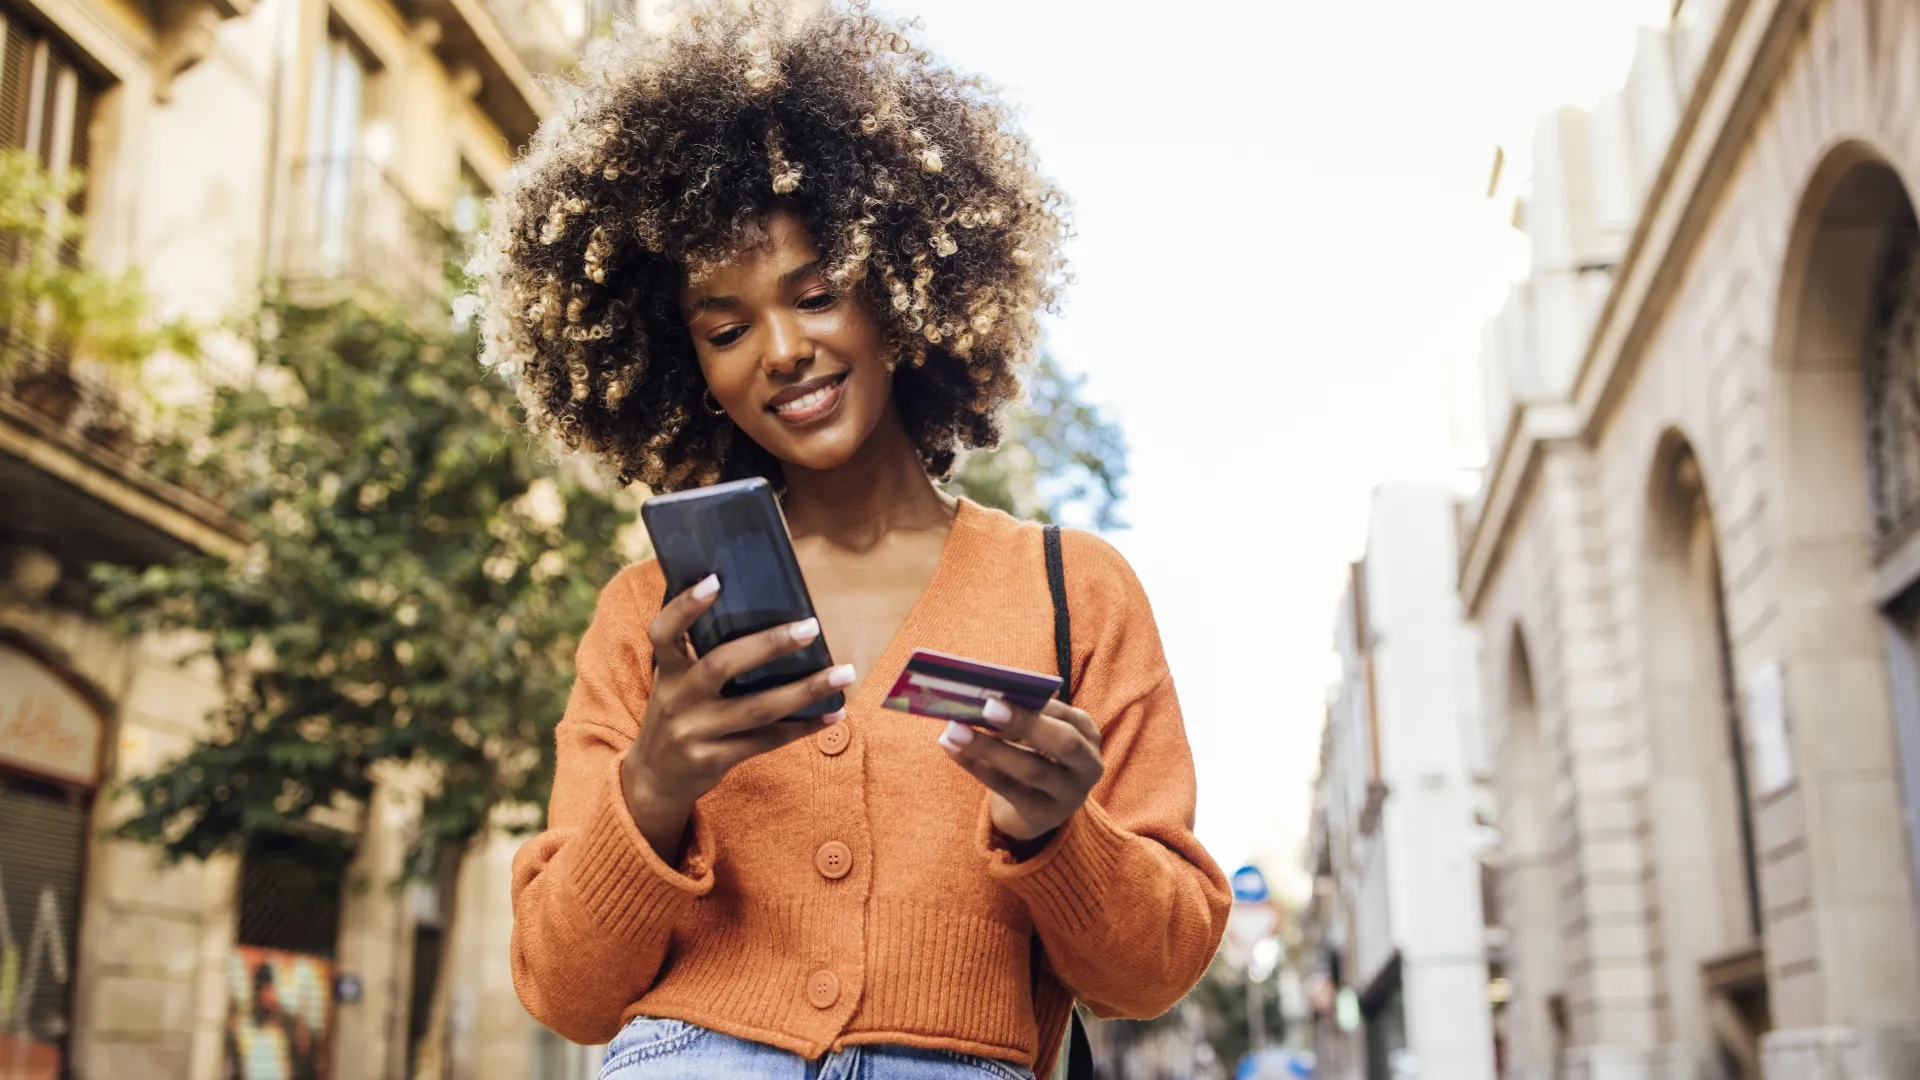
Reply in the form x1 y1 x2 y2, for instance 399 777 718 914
1231 864 1269 903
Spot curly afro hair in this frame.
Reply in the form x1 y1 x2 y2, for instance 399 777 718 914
471 0 1071 490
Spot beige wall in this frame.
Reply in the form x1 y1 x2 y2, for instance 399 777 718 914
0 602 237 1077
1472 0 1920 1077
446 825 540 1080
6 0 557 1070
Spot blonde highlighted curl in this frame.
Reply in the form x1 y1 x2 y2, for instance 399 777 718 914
471 0 1071 490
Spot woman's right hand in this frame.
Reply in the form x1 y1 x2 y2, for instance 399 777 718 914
619 574 855 862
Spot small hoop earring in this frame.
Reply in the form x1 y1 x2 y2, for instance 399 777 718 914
703 390 728 418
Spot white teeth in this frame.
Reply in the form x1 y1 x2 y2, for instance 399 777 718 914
774 383 837 416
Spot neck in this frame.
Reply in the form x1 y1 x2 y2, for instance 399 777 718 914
780 405 955 546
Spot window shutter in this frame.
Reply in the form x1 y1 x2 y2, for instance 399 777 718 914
34 46 62 168
0 21 29 150
58 73 91 266
1 21 30 309
0 10 103 306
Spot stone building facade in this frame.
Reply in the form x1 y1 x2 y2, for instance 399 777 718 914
1465 0 1920 1077
1305 485 1501 1080
0 0 604 1075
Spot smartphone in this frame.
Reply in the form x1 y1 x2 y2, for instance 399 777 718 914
881 648 1062 728
640 477 843 717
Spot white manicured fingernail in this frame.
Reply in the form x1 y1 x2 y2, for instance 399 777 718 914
981 698 1012 726
939 721 974 751
822 709 847 725
790 618 820 642
692 574 720 599
827 663 856 688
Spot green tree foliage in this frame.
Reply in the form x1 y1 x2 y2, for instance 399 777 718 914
947 352 1127 530
0 149 194 367
92 299 634 867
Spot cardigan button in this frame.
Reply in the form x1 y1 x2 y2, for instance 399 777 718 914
815 840 852 880
806 969 840 1009
816 723 850 755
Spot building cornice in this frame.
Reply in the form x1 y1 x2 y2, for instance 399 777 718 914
1460 402 1580 615
1570 0 1812 426
401 0 553 150
1460 0 1815 611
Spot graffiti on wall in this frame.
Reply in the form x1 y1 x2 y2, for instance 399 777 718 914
226 947 333 1080
0 863 71 1080
0 645 102 788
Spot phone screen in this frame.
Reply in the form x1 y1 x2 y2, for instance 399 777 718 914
643 479 841 714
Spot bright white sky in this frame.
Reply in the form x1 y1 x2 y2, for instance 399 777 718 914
871 0 1672 896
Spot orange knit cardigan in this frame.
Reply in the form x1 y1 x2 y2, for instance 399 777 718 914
510 501 1230 1073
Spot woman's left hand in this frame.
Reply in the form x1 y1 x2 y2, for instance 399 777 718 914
939 698 1104 843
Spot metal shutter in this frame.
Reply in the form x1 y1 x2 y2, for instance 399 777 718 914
0 780 87 1071
236 833 348 959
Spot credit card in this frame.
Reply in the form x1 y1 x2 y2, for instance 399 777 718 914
882 649 1063 725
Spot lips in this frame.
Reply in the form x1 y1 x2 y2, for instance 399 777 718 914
766 372 848 424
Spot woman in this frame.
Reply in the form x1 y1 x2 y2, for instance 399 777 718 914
479 3 1230 1076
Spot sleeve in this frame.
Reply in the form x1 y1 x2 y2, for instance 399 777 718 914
978 532 1232 1019
508 562 718 1045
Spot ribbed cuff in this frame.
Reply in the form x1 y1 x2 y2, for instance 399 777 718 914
981 797 1129 936
557 757 716 943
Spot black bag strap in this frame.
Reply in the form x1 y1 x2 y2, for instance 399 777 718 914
1042 524 1094 1080
1044 524 1073 707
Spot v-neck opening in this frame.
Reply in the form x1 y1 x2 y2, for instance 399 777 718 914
843 498 974 709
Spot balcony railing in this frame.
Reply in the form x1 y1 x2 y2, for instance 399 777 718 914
1 333 151 462
281 156 459 314
0 332 244 564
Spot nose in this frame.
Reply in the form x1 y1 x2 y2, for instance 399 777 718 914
761 309 812 376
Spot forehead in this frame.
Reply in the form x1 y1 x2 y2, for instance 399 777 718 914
686 211 821 291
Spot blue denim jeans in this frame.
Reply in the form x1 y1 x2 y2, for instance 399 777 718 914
597 1016 1035 1080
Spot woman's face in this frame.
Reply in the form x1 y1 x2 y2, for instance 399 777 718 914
682 209 893 473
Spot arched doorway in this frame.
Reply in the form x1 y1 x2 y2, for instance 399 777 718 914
1639 434 1767 1078
1499 630 1568 1080
0 635 107 1079
1851 164 1920 926
1774 148 1920 1022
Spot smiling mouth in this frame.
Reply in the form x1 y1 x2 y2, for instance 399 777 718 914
767 372 848 424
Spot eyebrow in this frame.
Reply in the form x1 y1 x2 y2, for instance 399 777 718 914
687 260 824 314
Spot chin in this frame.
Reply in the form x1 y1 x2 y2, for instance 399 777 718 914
766 429 867 473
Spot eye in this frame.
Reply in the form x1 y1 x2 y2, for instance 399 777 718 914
707 326 748 348
797 291 837 311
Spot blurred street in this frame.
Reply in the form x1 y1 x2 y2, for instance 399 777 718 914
5 0 1920 1079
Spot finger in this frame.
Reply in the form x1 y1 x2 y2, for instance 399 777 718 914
941 724 1062 811
976 699 1099 771
683 617 827 699
1040 698 1102 747
722 710 846 763
707 663 858 735
649 574 721 675
942 721 1074 797
975 698 1042 747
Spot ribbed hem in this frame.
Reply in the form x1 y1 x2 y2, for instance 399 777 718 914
555 757 716 943
631 895 1036 1065
858 897 1033 1051
981 798 1129 937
